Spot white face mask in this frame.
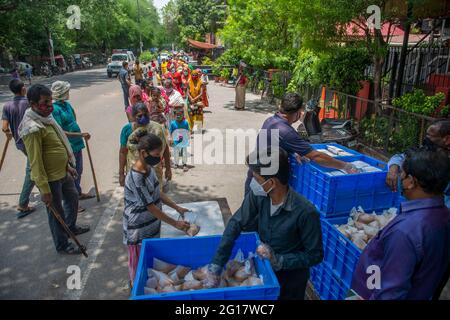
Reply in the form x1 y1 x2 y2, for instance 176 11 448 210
250 178 273 197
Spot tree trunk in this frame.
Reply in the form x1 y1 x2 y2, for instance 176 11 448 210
372 28 386 115
373 56 383 115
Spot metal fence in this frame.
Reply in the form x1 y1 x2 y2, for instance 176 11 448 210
305 86 441 157
249 74 442 156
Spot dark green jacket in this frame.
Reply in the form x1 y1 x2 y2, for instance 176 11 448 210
212 187 324 271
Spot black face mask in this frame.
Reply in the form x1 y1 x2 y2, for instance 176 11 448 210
144 155 161 166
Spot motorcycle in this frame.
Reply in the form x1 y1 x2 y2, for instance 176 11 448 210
40 63 52 77
297 97 357 146
82 57 93 69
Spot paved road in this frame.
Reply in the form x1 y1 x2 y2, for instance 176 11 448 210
0 69 276 299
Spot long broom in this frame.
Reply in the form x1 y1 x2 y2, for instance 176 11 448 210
0 136 11 173
84 137 100 202
48 204 88 258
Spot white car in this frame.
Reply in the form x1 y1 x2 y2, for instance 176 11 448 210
107 53 129 78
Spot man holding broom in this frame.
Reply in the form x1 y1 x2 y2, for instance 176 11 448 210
18 84 90 255
1 79 36 219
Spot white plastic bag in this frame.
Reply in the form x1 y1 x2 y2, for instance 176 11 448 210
148 268 174 288
184 270 195 281
146 276 158 289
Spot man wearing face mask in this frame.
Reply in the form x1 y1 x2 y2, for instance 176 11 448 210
204 147 324 300
352 147 450 300
386 119 450 209
18 84 90 255
244 93 359 194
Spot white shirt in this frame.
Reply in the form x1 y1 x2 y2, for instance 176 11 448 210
270 199 284 216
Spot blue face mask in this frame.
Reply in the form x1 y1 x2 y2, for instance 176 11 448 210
250 178 273 197
137 115 150 126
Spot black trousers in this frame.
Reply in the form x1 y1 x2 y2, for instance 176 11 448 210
275 268 309 300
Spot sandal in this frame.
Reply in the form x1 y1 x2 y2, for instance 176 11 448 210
58 244 83 255
79 193 95 201
17 206 36 219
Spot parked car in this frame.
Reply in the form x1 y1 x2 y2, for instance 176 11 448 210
107 53 129 78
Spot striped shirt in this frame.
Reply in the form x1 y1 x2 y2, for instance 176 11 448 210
123 167 162 245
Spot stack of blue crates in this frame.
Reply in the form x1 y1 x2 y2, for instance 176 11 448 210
289 143 401 300
131 233 280 300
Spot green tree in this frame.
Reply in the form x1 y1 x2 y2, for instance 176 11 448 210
0 0 165 64
218 0 297 69
161 0 226 49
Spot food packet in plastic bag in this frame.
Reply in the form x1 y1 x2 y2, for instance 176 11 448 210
351 233 367 250
148 269 174 288
182 280 203 291
146 275 158 289
160 285 176 293
245 253 257 276
178 212 201 237
192 265 209 281
241 276 263 287
234 266 250 282
225 249 246 277
226 278 242 287
184 270 195 281
363 224 379 238
171 265 191 279
153 258 177 273
166 269 185 286
144 287 158 295
186 224 200 237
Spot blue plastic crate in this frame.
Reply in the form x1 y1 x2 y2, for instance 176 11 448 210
320 216 362 289
289 143 360 194
299 155 400 217
289 155 304 192
310 262 350 300
320 206 403 290
131 232 280 300
311 143 361 157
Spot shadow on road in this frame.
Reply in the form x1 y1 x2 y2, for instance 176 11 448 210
222 100 277 115
0 69 114 105
0 188 126 300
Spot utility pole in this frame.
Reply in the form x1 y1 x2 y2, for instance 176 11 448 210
136 0 143 55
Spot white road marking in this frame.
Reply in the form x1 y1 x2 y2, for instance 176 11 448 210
63 186 123 300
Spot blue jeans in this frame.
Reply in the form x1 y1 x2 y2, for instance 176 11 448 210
74 150 83 195
18 153 35 208
46 174 79 252
122 87 130 109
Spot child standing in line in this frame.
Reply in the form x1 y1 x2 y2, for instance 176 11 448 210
169 108 190 172
123 132 190 287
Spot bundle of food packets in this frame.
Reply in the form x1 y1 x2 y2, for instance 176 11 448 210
144 249 264 295
334 206 398 250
